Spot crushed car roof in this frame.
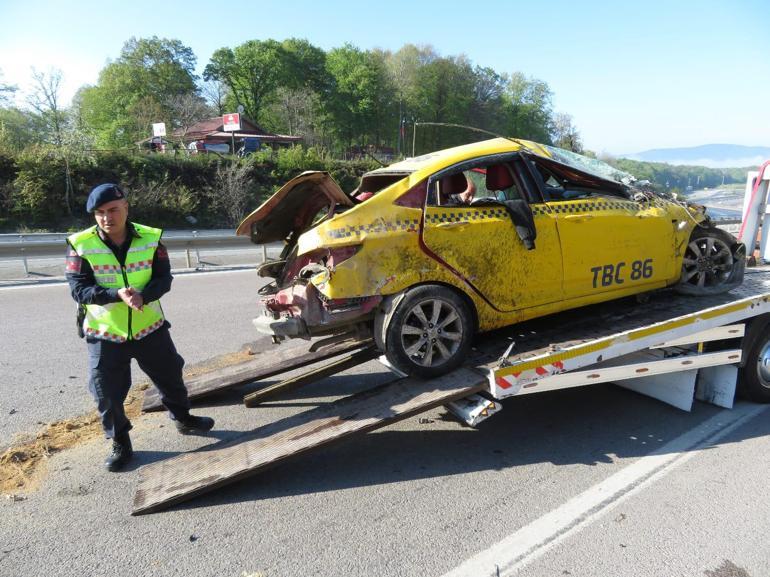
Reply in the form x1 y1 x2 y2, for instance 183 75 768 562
366 137 637 187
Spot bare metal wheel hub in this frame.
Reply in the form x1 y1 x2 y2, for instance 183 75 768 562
400 298 463 367
696 256 713 272
757 340 770 386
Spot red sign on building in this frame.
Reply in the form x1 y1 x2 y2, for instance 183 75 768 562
223 113 241 132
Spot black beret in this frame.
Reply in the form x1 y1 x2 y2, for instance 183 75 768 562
86 183 126 213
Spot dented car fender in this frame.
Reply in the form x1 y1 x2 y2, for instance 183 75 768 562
373 291 408 351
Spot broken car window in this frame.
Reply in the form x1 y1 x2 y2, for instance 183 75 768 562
529 158 629 202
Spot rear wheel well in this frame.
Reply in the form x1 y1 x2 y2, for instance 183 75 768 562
375 282 478 344
380 283 476 378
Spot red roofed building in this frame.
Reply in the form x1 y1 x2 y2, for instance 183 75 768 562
176 116 302 154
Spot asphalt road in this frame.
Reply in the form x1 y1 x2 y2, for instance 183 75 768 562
1 270 769 577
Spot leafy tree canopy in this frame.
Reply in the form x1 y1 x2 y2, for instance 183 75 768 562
75 36 199 147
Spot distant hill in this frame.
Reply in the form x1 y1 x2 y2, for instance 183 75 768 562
622 144 770 168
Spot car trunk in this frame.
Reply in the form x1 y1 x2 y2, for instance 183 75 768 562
236 171 354 244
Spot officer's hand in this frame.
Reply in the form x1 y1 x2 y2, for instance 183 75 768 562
118 287 144 311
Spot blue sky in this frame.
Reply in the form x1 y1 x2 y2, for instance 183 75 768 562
0 0 766 154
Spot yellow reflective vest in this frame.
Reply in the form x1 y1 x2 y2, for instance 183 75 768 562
67 223 165 342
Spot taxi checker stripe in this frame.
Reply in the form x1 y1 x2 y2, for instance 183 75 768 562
425 207 555 223
328 219 420 239
548 200 639 214
425 208 507 224
326 198 643 238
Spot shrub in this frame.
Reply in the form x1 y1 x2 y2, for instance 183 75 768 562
0 147 375 231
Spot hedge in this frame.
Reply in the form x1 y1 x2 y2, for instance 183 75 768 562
0 145 378 232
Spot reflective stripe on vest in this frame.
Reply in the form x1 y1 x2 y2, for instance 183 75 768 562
68 223 165 342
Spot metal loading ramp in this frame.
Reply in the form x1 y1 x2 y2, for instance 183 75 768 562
132 368 485 515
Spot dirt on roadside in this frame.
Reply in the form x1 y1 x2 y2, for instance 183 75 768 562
0 346 256 496
0 392 144 495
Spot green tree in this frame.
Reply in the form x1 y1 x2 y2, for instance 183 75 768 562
324 45 396 150
385 44 435 153
410 55 476 152
281 38 329 92
204 38 328 128
74 36 199 147
470 65 507 134
204 39 287 123
264 39 330 142
500 72 554 143
0 107 45 151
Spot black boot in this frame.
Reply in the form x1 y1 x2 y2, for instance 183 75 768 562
174 414 215 435
105 432 133 472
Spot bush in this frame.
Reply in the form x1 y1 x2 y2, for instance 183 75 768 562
0 146 376 232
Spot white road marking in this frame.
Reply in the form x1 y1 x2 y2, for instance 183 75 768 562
0 281 68 290
441 402 768 577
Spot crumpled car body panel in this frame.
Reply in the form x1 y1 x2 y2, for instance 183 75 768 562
238 138 735 341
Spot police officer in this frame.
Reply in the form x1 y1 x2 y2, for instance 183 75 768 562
66 183 214 472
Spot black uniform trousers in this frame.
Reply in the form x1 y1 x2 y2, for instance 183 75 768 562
87 325 190 438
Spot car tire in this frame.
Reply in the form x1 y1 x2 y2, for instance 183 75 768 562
739 318 770 403
384 285 474 379
674 227 743 295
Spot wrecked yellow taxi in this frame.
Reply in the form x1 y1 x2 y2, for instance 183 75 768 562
237 138 745 377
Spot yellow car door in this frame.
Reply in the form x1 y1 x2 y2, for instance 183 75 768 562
421 158 563 312
527 158 676 300
552 195 675 299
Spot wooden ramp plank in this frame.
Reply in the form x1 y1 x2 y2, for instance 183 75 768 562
142 339 373 411
242 346 379 407
132 367 485 515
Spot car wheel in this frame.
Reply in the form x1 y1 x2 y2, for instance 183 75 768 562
384 285 474 378
675 227 741 295
739 319 770 403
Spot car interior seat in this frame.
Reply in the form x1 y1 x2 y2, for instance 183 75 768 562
439 173 471 204
485 164 516 200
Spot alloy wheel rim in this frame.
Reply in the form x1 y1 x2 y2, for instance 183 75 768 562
681 236 733 288
400 298 463 367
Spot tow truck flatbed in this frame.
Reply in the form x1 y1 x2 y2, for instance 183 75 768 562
132 267 770 514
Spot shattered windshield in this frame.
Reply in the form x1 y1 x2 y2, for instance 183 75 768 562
541 145 637 186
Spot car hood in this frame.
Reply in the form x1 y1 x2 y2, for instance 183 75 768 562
236 171 353 243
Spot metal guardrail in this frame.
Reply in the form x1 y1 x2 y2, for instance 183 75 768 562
0 230 263 276
0 219 750 277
